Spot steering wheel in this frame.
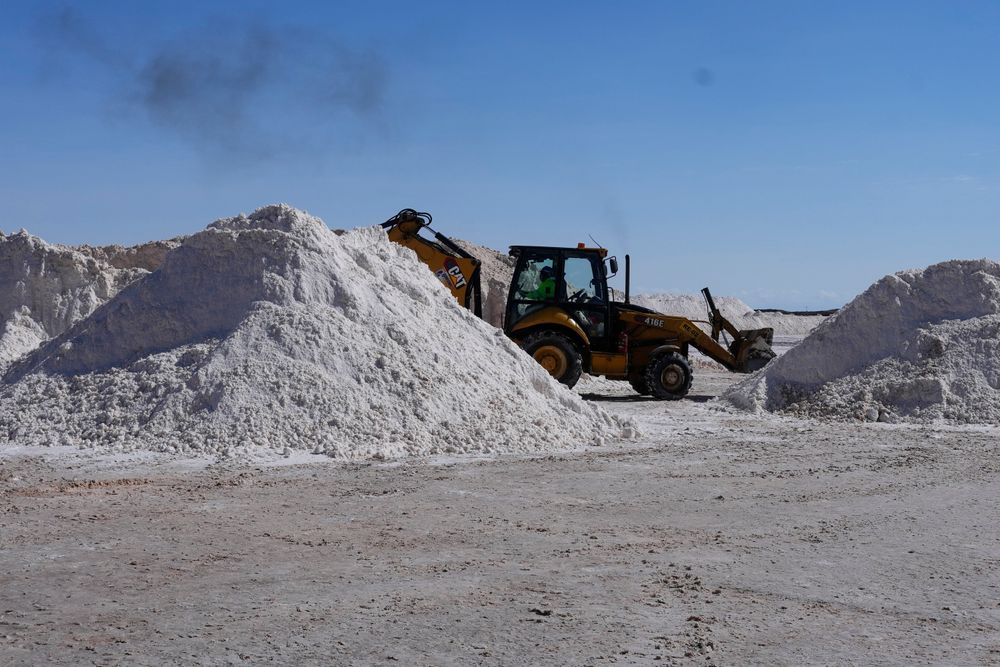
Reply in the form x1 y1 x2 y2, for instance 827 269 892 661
568 289 587 302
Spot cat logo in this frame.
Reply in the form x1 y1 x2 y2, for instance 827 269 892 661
443 258 467 289
434 269 451 289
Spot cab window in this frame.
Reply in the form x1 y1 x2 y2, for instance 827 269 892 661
507 252 558 327
514 256 557 302
563 256 603 303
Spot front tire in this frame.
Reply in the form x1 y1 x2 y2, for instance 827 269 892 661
520 331 584 388
644 351 692 400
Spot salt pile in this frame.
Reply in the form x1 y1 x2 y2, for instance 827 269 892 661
725 259 1000 424
454 238 515 328
75 238 184 271
0 231 148 370
633 292 828 337
0 205 632 460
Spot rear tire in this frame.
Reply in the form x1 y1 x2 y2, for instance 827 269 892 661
644 351 692 400
521 331 583 389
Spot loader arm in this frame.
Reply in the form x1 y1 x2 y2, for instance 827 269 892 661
619 303 775 374
701 287 741 342
382 208 483 317
619 312 740 370
700 287 776 372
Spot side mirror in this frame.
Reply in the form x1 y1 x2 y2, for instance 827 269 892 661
608 256 619 276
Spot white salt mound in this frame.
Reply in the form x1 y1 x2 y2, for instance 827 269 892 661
0 205 632 460
75 238 184 271
0 231 145 370
633 292 827 337
725 259 1000 424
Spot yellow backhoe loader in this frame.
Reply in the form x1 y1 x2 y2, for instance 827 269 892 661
382 208 775 399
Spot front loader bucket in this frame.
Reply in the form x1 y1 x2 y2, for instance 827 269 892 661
731 327 776 372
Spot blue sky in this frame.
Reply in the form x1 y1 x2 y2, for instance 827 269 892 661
2 1 999 309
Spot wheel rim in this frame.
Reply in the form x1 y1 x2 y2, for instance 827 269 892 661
533 345 568 378
660 364 684 391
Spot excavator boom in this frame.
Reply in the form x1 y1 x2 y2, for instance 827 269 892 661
381 209 483 317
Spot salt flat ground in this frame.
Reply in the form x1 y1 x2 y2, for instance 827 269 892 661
2 369 1000 666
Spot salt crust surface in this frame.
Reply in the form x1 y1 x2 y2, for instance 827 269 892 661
725 259 1000 424
0 205 633 461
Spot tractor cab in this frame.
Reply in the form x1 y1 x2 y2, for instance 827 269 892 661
505 245 618 342
503 245 629 386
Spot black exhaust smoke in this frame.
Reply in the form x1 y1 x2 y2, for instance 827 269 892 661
34 7 390 159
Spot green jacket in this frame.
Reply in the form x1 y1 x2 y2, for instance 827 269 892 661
525 277 556 301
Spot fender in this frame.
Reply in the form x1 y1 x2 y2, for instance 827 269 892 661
649 344 683 360
509 306 591 351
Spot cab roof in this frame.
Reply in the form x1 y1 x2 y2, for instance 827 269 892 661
508 245 609 258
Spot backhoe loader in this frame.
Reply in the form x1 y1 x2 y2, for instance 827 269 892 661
382 209 775 399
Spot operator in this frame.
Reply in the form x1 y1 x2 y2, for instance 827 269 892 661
525 266 556 300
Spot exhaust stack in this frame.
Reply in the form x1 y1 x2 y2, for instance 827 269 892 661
625 254 631 304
